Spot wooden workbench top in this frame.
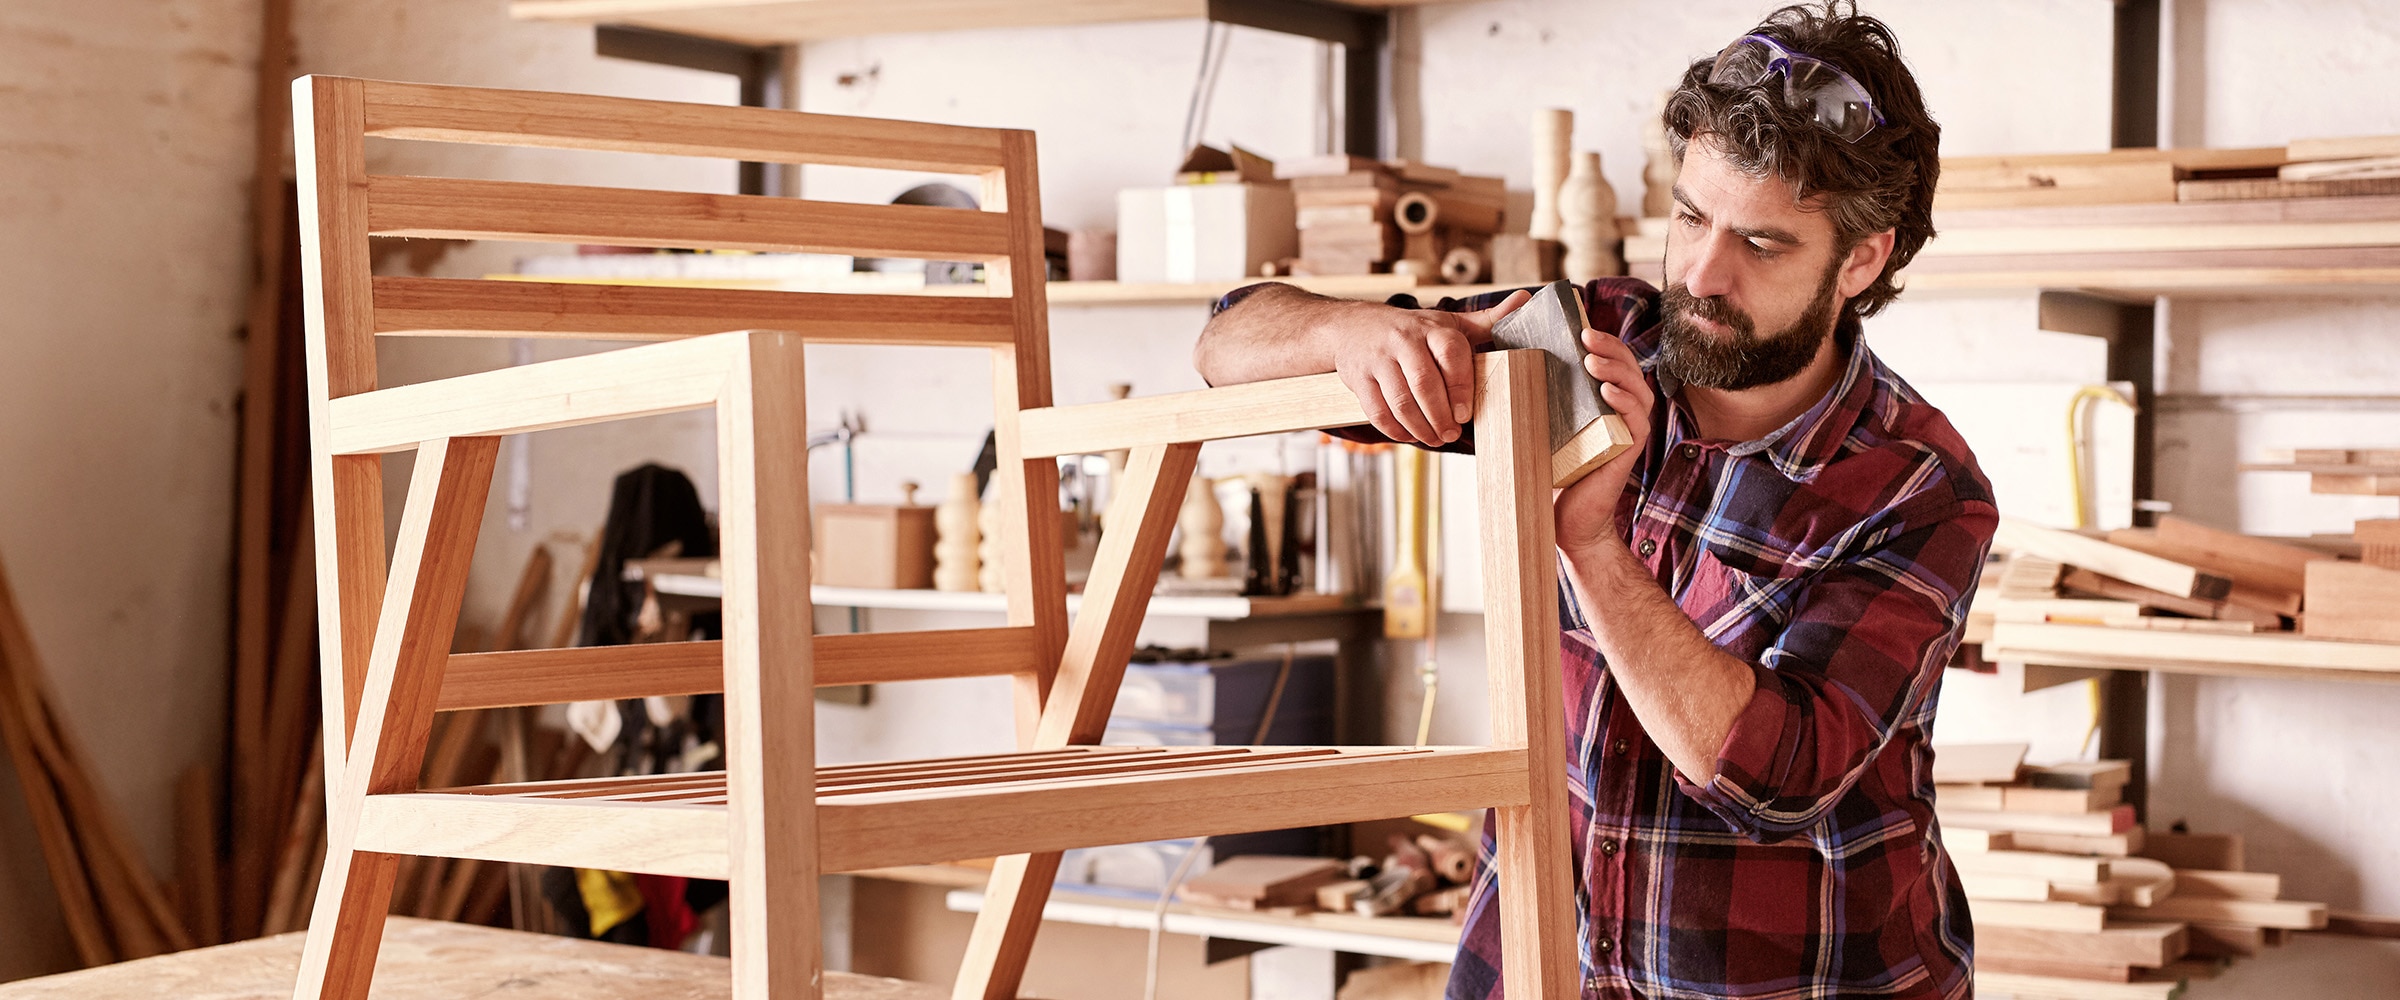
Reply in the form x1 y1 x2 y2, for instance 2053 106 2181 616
0 917 943 1000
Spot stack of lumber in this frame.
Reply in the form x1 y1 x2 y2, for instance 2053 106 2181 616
1934 147 2287 211
1975 514 2400 681
1931 135 2400 209
1279 156 1503 281
2213 134 2400 202
0 552 194 964
1936 748 2330 998
1182 830 1480 922
2244 447 2400 497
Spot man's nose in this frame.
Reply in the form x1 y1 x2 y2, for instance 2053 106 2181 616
1679 232 1739 300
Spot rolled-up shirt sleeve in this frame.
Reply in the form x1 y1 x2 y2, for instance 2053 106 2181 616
1677 494 1997 842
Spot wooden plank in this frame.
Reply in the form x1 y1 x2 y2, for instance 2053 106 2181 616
375 277 1018 345
2183 921 2265 958
1936 159 2179 210
0 557 112 965
327 332 746 455
1972 899 2108 932
2002 784 2121 814
2180 175 2400 201
2008 828 2145 857
1973 953 2133 983
2289 134 2400 162
357 77 1009 174
1956 870 2056 902
2302 561 2400 643
2173 869 2281 900
714 331 820 999
1952 849 2110 885
1940 828 2012 852
2106 528 2303 615
1988 622 2400 675
1016 373 1367 459
1971 970 2182 1000
294 434 500 1000
1938 803 2135 837
437 627 1040 710
1470 350 1579 1000
1930 742 2026 784
2057 568 2283 626
1944 147 2288 173
368 175 1012 260
2112 895 2327 929
1975 919 2187 968
2152 517 2329 591
1995 518 2231 600
2025 760 2133 791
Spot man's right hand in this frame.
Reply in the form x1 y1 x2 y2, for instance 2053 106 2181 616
1329 288 1531 447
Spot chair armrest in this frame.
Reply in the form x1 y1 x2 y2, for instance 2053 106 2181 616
1015 371 1370 459
326 330 773 454
1016 352 1552 459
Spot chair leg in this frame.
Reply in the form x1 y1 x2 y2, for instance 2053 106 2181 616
952 851 1065 1000
289 824 399 999
1471 351 1581 995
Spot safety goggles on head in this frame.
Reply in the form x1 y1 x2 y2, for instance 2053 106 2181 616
1707 34 1885 143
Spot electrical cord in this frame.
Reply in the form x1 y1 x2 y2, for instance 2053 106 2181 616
1143 644 1296 1000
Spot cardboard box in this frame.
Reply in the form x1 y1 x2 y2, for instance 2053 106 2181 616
814 503 935 589
1117 183 1296 283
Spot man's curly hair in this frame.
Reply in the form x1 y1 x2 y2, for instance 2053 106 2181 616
1665 1 1939 320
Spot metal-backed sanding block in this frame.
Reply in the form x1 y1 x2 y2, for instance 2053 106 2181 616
1486 280 1637 487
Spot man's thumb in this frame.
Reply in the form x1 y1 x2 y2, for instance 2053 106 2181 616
1458 288 1533 343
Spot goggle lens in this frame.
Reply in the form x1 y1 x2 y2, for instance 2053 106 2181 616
1705 35 1884 143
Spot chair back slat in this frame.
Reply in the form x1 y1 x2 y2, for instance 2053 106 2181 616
358 79 1010 173
372 277 1019 346
437 627 1044 711
366 175 1017 261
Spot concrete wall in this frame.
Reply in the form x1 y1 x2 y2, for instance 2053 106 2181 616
0 0 261 979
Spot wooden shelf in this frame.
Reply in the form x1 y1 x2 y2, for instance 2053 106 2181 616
512 0 1462 47
649 571 1369 621
1625 194 2400 299
1985 622 2400 685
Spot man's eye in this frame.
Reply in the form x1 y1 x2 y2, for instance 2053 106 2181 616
1747 240 1782 258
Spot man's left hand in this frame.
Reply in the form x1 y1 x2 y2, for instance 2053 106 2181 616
1555 326 1655 558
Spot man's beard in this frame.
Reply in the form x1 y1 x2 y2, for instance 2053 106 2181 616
1656 255 1845 392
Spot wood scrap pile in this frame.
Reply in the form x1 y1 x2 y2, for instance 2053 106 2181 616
1935 745 2328 999
0 552 194 964
1180 832 1478 922
1276 156 1504 284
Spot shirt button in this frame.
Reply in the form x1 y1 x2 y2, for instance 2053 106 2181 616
1597 937 1616 955
1679 444 1699 459
1637 538 1657 557
1613 739 1629 756
1601 838 1619 856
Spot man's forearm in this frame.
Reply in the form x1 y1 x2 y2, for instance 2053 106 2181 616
1193 283 1391 385
1563 539 1756 782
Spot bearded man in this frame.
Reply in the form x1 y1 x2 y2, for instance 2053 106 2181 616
1193 4 1995 997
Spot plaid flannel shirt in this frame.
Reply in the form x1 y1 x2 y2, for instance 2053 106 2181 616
1216 279 1995 999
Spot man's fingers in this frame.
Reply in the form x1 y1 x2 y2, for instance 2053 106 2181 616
1426 333 1478 428
1453 288 1532 345
1395 352 1460 444
1340 368 1407 443
1376 365 1444 446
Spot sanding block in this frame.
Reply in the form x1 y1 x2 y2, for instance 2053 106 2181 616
1485 280 1637 487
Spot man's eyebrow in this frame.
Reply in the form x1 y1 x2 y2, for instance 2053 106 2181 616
1670 184 1805 247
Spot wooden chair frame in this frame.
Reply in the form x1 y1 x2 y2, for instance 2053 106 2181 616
291 75 1576 1000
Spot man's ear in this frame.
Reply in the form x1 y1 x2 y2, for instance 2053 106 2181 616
1839 229 1896 300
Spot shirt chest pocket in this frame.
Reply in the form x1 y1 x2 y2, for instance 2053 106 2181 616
1683 534 1812 647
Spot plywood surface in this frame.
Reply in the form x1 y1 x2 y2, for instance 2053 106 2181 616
0 917 942 999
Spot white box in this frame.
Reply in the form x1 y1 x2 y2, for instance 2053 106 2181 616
1117 183 1296 284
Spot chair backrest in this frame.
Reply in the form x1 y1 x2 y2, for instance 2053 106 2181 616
295 77 1068 752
